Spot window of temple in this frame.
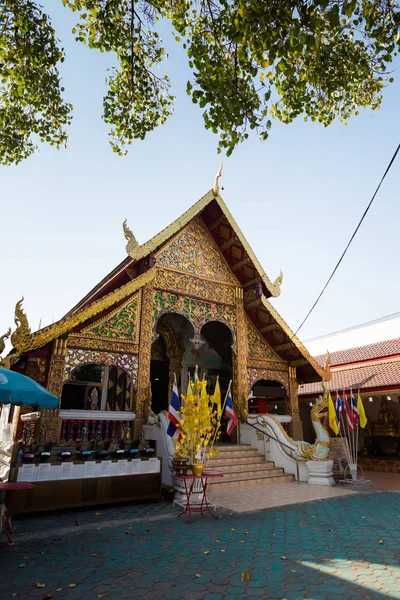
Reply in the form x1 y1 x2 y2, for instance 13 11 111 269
61 364 133 412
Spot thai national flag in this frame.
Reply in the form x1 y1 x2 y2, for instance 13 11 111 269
225 388 237 435
167 377 181 439
343 392 355 433
350 392 359 425
335 392 342 426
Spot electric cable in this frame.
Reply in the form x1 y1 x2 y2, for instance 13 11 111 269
295 142 400 337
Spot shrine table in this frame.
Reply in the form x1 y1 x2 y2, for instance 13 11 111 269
0 482 34 544
172 470 223 522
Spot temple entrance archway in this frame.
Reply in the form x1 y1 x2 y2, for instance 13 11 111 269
149 315 235 429
250 379 288 415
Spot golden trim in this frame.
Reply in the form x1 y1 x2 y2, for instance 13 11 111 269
125 189 282 297
68 334 139 355
260 295 326 380
12 268 156 353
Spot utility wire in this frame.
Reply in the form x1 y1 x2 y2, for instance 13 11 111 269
295 142 400 337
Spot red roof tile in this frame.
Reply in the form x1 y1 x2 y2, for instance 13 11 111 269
313 338 400 367
299 359 400 396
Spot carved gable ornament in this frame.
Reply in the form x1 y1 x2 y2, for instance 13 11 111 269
246 317 280 361
155 217 238 285
81 293 140 343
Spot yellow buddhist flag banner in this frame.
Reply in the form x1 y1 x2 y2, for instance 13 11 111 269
357 392 368 428
328 392 339 435
213 377 222 419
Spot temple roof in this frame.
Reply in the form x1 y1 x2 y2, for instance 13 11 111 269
299 338 400 395
8 188 325 383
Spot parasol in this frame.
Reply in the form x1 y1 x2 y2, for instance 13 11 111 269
0 367 59 409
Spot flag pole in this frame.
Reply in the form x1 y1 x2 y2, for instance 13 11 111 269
211 379 232 448
343 389 353 465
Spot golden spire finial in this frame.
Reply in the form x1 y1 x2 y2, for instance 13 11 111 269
123 218 139 257
321 350 332 382
273 269 283 288
212 161 223 196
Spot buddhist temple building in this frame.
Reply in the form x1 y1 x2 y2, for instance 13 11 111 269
299 338 400 472
1 182 330 496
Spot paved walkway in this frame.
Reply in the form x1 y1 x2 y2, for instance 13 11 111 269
209 481 356 512
1 491 400 600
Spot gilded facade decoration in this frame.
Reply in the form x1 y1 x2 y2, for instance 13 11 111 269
152 289 236 351
63 348 138 385
47 357 66 400
234 289 248 416
136 282 155 417
247 366 289 393
39 409 62 444
155 268 236 305
25 358 47 385
155 217 238 285
81 293 140 343
246 316 278 360
11 269 155 353
0 327 11 356
123 218 139 254
68 334 139 355
157 319 185 396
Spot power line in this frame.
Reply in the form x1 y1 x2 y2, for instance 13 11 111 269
295 142 400 337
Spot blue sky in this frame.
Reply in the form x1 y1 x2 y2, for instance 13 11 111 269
1 2 399 351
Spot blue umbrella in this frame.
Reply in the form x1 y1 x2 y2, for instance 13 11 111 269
0 367 59 409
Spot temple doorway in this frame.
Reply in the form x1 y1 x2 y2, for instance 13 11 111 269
149 315 234 434
249 379 288 415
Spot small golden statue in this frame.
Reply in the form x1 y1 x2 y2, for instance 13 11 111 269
373 400 396 436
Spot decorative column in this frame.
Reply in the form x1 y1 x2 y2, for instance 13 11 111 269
134 282 154 438
47 337 68 400
234 287 248 417
288 366 303 440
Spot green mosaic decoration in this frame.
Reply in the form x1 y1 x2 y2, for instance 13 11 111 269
89 300 137 340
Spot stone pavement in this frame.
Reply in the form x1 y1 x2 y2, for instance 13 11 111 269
209 481 356 512
1 492 400 600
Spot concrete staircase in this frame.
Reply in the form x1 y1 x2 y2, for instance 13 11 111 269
206 444 294 489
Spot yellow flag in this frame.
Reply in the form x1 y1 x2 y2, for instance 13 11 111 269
328 392 339 435
357 392 367 428
213 377 222 419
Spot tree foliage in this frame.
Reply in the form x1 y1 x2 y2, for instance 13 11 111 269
0 0 399 164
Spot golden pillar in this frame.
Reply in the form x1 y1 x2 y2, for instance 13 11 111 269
135 282 154 437
47 337 68 400
288 366 303 440
234 287 248 417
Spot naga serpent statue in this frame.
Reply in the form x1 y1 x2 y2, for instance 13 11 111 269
256 354 332 461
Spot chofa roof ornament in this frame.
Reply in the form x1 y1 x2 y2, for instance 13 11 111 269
212 161 223 196
123 218 139 257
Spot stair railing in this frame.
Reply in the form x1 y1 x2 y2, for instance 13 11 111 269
239 417 300 484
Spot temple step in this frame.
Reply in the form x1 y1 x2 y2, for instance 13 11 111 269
207 444 294 489
208 474 294 490
210 467 286 482
206 461 276 473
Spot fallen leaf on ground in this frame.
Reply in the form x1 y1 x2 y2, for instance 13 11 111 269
281 555 287 560
204 551 209 555
91 554 98 557
12 594 17 597
36 583 45 588
195 574 201 578
241 572 250 581
290 569 297 573
95 512 101 516
220 549 226 552
97 527 102 530
379 540 383 544
362 516 365 519
42 594 52 599
56 589 63 592
19 564 26 568
231 528 236 531
98 595 104 599
125 531 134 536
215 539 220 543
240 541 245 544
242 531 248 535
23 556 28 560
69 584 77 588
